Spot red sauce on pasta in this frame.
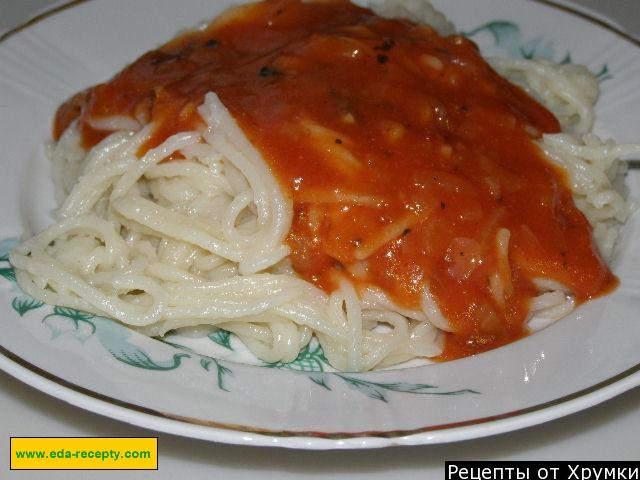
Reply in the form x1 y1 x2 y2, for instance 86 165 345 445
54 0 616 359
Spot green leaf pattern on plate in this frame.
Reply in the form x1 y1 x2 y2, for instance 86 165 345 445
265 341 329 372
465 20 611 81
157 338 233 391
12 297 44 317
331 375 480 403
43 306 96 343
208 328 233 350
92 316 190 370
466 21 523 54
0 267 16 282
0 238 46 318
200 357 233 392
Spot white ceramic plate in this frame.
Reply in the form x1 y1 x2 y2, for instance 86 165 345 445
1 0 639 449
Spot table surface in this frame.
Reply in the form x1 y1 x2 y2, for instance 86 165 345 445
1 0 639 477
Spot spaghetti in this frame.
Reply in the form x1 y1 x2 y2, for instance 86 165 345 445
11 0 639 370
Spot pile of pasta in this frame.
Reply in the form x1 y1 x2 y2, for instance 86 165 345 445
11 0 639 371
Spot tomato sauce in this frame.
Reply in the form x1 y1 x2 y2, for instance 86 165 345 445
54 0 616 359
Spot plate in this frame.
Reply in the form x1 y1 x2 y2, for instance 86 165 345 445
0 0 639 449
